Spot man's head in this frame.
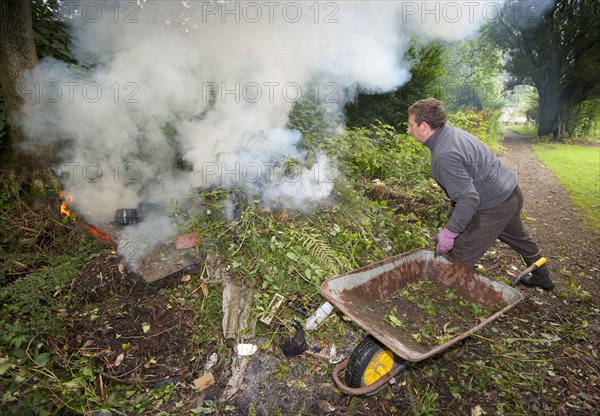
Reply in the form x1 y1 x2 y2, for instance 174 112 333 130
407 98 446 143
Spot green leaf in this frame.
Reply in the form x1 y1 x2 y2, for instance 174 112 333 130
449 385 462 398
35 352 51 367
384 310 405 328
63 379 83 389
505 337 552 345
12 335 28 348
0 360 13 375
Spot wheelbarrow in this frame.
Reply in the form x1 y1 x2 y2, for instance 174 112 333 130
320 248 545 396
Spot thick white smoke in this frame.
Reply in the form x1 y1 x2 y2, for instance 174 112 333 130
19 0 502 269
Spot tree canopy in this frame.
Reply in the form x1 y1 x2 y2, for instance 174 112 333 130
344 34 506 131
489 0 600 141
439 35 504 113
344 40 445 131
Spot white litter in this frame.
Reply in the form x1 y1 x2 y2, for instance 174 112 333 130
204 352 218 371
236 343 258 356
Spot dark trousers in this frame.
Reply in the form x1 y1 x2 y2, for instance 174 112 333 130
449 186 541 268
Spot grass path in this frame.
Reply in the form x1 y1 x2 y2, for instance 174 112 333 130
531 143 600 234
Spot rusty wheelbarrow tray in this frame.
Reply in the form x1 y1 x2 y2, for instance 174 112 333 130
320 248 523 395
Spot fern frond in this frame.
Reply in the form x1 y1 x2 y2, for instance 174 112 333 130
294 229 349 274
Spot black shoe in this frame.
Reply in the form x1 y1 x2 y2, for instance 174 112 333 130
520 265 555 291
521 254 555 291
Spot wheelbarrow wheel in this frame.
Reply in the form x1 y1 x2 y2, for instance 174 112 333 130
345 335 406 391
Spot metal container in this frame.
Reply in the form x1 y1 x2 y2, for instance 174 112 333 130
114 208 139 225
321 249 523 362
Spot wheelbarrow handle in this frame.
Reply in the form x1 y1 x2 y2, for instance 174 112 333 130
511 257 547 287
332 356 403 396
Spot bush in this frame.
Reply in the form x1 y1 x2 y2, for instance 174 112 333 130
569 99 600 142
448 108 503 152
317 122 430 182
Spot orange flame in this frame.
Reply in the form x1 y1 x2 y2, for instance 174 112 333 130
59 192 115 245
84 224 114 244
59 191 75 218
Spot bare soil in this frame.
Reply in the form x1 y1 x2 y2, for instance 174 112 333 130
65 131 599 415
369 280 505 349
68 253 203 386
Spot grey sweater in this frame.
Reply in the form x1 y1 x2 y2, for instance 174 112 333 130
423 124 517 234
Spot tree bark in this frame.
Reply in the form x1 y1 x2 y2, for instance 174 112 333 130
0 0 45 172
536 84 560 139
533 51 568 141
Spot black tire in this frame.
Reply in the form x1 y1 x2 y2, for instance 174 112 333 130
345 335 405 388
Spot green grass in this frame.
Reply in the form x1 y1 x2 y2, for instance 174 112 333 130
532 143 600 234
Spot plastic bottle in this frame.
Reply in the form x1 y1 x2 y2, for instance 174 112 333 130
304 301 334 330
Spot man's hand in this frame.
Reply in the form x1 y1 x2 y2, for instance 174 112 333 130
432 228 459 254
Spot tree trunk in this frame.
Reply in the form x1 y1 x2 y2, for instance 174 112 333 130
0 0 48 173
536 87 560 139
534 62 566 142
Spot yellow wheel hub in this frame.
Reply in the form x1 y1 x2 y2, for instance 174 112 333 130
363 350 394 385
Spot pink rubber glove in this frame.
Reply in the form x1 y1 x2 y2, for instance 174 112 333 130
433 228 459 254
